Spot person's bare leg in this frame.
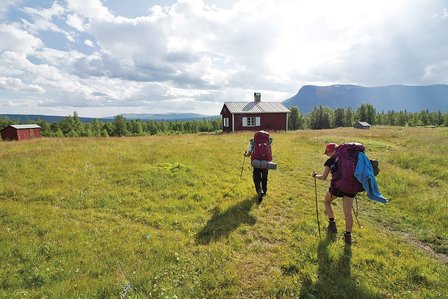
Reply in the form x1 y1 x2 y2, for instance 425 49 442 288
342 196 354 232
325 192 337 233
324 191 335 219
342 196 354 245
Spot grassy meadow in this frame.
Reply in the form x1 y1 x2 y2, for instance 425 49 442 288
0 127 447 298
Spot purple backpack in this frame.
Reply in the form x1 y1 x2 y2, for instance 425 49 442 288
331 143 365 194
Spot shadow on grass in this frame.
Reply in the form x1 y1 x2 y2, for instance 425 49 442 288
195 197 257 245
300 235 382 299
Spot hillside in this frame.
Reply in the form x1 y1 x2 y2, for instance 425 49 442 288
119 113 218 121
0 128 447 297
283 84 448 113
0 114 95 123
0 113 218 123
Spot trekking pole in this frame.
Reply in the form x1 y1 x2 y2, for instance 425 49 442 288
352 196 362 229
224 155 246 197
240 155 246 179
313 173 321 239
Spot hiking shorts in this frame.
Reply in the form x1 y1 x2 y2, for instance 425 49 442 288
329 187 356 198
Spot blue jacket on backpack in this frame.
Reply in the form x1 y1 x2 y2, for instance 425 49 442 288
354 152 388 204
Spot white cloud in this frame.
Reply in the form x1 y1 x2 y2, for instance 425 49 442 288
20 2 77 44
84 39 94 47
0 77 45 93
66 14 85 31
0 0 19 20
0 24 42 54
66 0 114 21
22 2 65 20
422 60 448 82
21 3 66 33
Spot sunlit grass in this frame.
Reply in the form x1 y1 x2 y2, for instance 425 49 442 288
0 128 447 297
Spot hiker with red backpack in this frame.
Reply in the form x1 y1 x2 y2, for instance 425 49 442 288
244 130 275 204
312 143 357 245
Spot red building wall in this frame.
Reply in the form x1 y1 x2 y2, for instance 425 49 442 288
221 112 288 132
234 113 287 131
221 109 233 133
17 128 42 140
1 126 18 140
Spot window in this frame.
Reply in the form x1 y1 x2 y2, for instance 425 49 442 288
223 117 229 127
242 116 260 127
247 117 256 127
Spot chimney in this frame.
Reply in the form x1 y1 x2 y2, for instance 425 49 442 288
254 92 261 103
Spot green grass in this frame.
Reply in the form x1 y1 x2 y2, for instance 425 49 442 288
0 127 447 298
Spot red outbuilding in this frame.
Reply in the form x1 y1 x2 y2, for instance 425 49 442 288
0 124 42 141
220 93 290 132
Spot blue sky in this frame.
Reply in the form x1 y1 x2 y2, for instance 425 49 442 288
0 0 447 117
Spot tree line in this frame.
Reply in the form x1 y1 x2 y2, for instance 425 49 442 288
1 104 447 137
288 103 448 130
0 112 222 137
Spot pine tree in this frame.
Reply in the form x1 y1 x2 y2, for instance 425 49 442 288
365 103 376 124
333 108 345 127
113 115 128 137
345 107 353 127
288 107 300 130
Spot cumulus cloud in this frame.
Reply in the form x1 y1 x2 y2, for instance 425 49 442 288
0 24 42 54
20 2 73 40
66 0 114 21
66 14 85 32
0 77 45 93
78 0 270 91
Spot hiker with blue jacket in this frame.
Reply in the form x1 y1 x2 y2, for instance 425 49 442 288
313 142 388 245
312 143 354 245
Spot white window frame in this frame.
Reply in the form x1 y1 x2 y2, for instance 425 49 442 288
223 117 229 127
243 116 260 127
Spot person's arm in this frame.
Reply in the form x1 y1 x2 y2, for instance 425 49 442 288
313 166 330 180
244 140 254 157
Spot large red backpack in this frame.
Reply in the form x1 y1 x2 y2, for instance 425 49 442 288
251 131 272 162
331 143 365 194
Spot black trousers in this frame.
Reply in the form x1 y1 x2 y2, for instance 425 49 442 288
253 168 268 193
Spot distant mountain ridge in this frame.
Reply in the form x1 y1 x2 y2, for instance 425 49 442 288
283 84 448 113
0 114 86 123
0 113 218 123
118 113 218 120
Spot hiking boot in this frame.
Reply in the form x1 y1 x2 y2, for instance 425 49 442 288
262 189 267 197
257 190 264 204
344 232 352 246
327 221 337 234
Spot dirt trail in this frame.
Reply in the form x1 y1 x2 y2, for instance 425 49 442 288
384 226 448 265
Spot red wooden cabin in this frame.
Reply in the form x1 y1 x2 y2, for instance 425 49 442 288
1 124 42 141
220 93 290 132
